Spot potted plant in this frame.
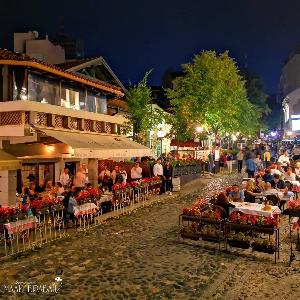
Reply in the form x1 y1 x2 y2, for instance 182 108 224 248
227 232 251 249
0 207 12 224
180 223 199 241
252 239 275 254
200 225 221 243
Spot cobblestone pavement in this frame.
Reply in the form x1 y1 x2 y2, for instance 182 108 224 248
0 174 300 300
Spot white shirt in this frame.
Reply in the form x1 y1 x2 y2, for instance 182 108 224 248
277 154 290 166
59 173 69 186
153 163 163 176
284 173 296 182
271 169 282 176
295 168 300 176
120 170 127 183
99 169 111 179
131 167 142 179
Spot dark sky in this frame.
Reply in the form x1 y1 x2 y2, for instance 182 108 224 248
1 0 300 93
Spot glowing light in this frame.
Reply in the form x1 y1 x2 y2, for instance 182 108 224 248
232 135 237 141
196 126 204 133
157 130 166 138
270 131 277 137
46 145 55 153
287 131 293 136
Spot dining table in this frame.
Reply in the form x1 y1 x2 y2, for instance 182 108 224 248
229 202 281 218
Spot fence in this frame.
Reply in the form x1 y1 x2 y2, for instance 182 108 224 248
0 181 162 259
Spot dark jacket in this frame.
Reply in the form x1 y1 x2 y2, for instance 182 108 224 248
270 179 286 189
163 166 173 179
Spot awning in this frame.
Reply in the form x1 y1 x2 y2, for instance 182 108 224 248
0 149 21 170
39 129 154 159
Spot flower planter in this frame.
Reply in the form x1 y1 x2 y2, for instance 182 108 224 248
252 243 275 254
228 240 250 249
0 218 8 225
180 232 199 241
51 204 64 212
201 235 220 243
16 213 27 220
36 207 49 215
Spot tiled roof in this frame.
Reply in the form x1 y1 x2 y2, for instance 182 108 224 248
0 49 123 96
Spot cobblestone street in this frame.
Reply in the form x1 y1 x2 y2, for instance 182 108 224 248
1 174 300 300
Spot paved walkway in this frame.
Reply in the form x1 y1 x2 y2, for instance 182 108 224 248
0 174 299 299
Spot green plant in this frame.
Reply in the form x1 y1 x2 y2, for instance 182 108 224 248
228 232 251 243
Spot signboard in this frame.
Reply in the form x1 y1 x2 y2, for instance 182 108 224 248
195 150 210 159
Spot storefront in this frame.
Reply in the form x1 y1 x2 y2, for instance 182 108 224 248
0 150 21 206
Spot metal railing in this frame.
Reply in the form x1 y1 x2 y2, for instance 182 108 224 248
0 181 162 258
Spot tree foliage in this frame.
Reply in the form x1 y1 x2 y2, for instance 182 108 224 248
125 71 163 143
167 51 261 138
242 70 270 130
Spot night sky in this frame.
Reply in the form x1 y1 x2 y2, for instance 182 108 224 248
1 0 300 94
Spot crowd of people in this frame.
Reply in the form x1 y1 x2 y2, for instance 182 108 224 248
97 159 174 195
20 159 175 209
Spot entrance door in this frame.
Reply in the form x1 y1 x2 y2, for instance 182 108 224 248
65 162 76 178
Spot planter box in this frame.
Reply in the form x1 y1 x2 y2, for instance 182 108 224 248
180 233 199 241
225 222 276 235
252 243 275 254
228 240 250 249
0 218 8 224
16 213 27 220
51 204 64 212
201 236 220 243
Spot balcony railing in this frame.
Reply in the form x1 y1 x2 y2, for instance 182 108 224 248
0 101 129 136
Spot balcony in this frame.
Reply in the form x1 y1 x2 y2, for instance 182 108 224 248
0 100 128 138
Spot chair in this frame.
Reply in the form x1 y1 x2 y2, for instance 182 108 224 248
265 194 280 206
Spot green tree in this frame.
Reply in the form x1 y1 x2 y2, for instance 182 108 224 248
167 51 260 139
125 71 163 144
242 70 270 130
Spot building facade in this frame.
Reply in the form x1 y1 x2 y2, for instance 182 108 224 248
0 49 151 206
279 48 300 136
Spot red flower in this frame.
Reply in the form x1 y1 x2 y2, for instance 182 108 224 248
248 215 258 225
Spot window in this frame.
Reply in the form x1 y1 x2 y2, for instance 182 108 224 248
95 95 107 114
28 72 59 105
61 84 81 110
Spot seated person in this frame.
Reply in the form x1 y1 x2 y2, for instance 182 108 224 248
255 175 266 193
284 167 296 182
99 165 113 190
28 182 37 200
244 180 261 203
264 182 279 195
214 192 235 218
270 174 286 192
55 182 65 195
45 181 54 193
262 169 274 183
294 162 300 179
270 164 282 176
34 179 46 193
229 184 245 202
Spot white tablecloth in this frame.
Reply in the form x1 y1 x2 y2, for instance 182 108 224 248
99 193 113 203
74 203 98 217
230 202 281 217
4 216 38 235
